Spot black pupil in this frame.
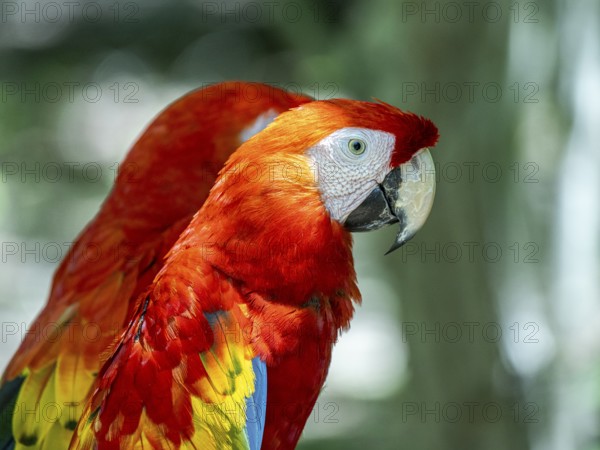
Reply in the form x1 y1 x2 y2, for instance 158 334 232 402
352 141 362 151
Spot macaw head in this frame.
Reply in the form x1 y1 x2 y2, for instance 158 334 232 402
217 98 439 254
302 99 438 253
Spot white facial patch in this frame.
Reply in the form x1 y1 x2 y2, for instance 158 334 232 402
239 108 280 143
306 128 396 222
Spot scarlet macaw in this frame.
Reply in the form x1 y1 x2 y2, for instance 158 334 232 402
0 82 438 450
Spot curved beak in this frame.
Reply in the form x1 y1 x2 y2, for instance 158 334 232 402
343 148 436 254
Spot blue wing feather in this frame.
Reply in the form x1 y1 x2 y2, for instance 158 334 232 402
244 357 267 450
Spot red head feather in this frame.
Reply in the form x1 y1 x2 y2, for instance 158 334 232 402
235 98 439 167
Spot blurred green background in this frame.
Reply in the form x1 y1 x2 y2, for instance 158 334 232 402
0 0 598 449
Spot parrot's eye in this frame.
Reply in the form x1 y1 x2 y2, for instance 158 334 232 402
348 139 366 155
